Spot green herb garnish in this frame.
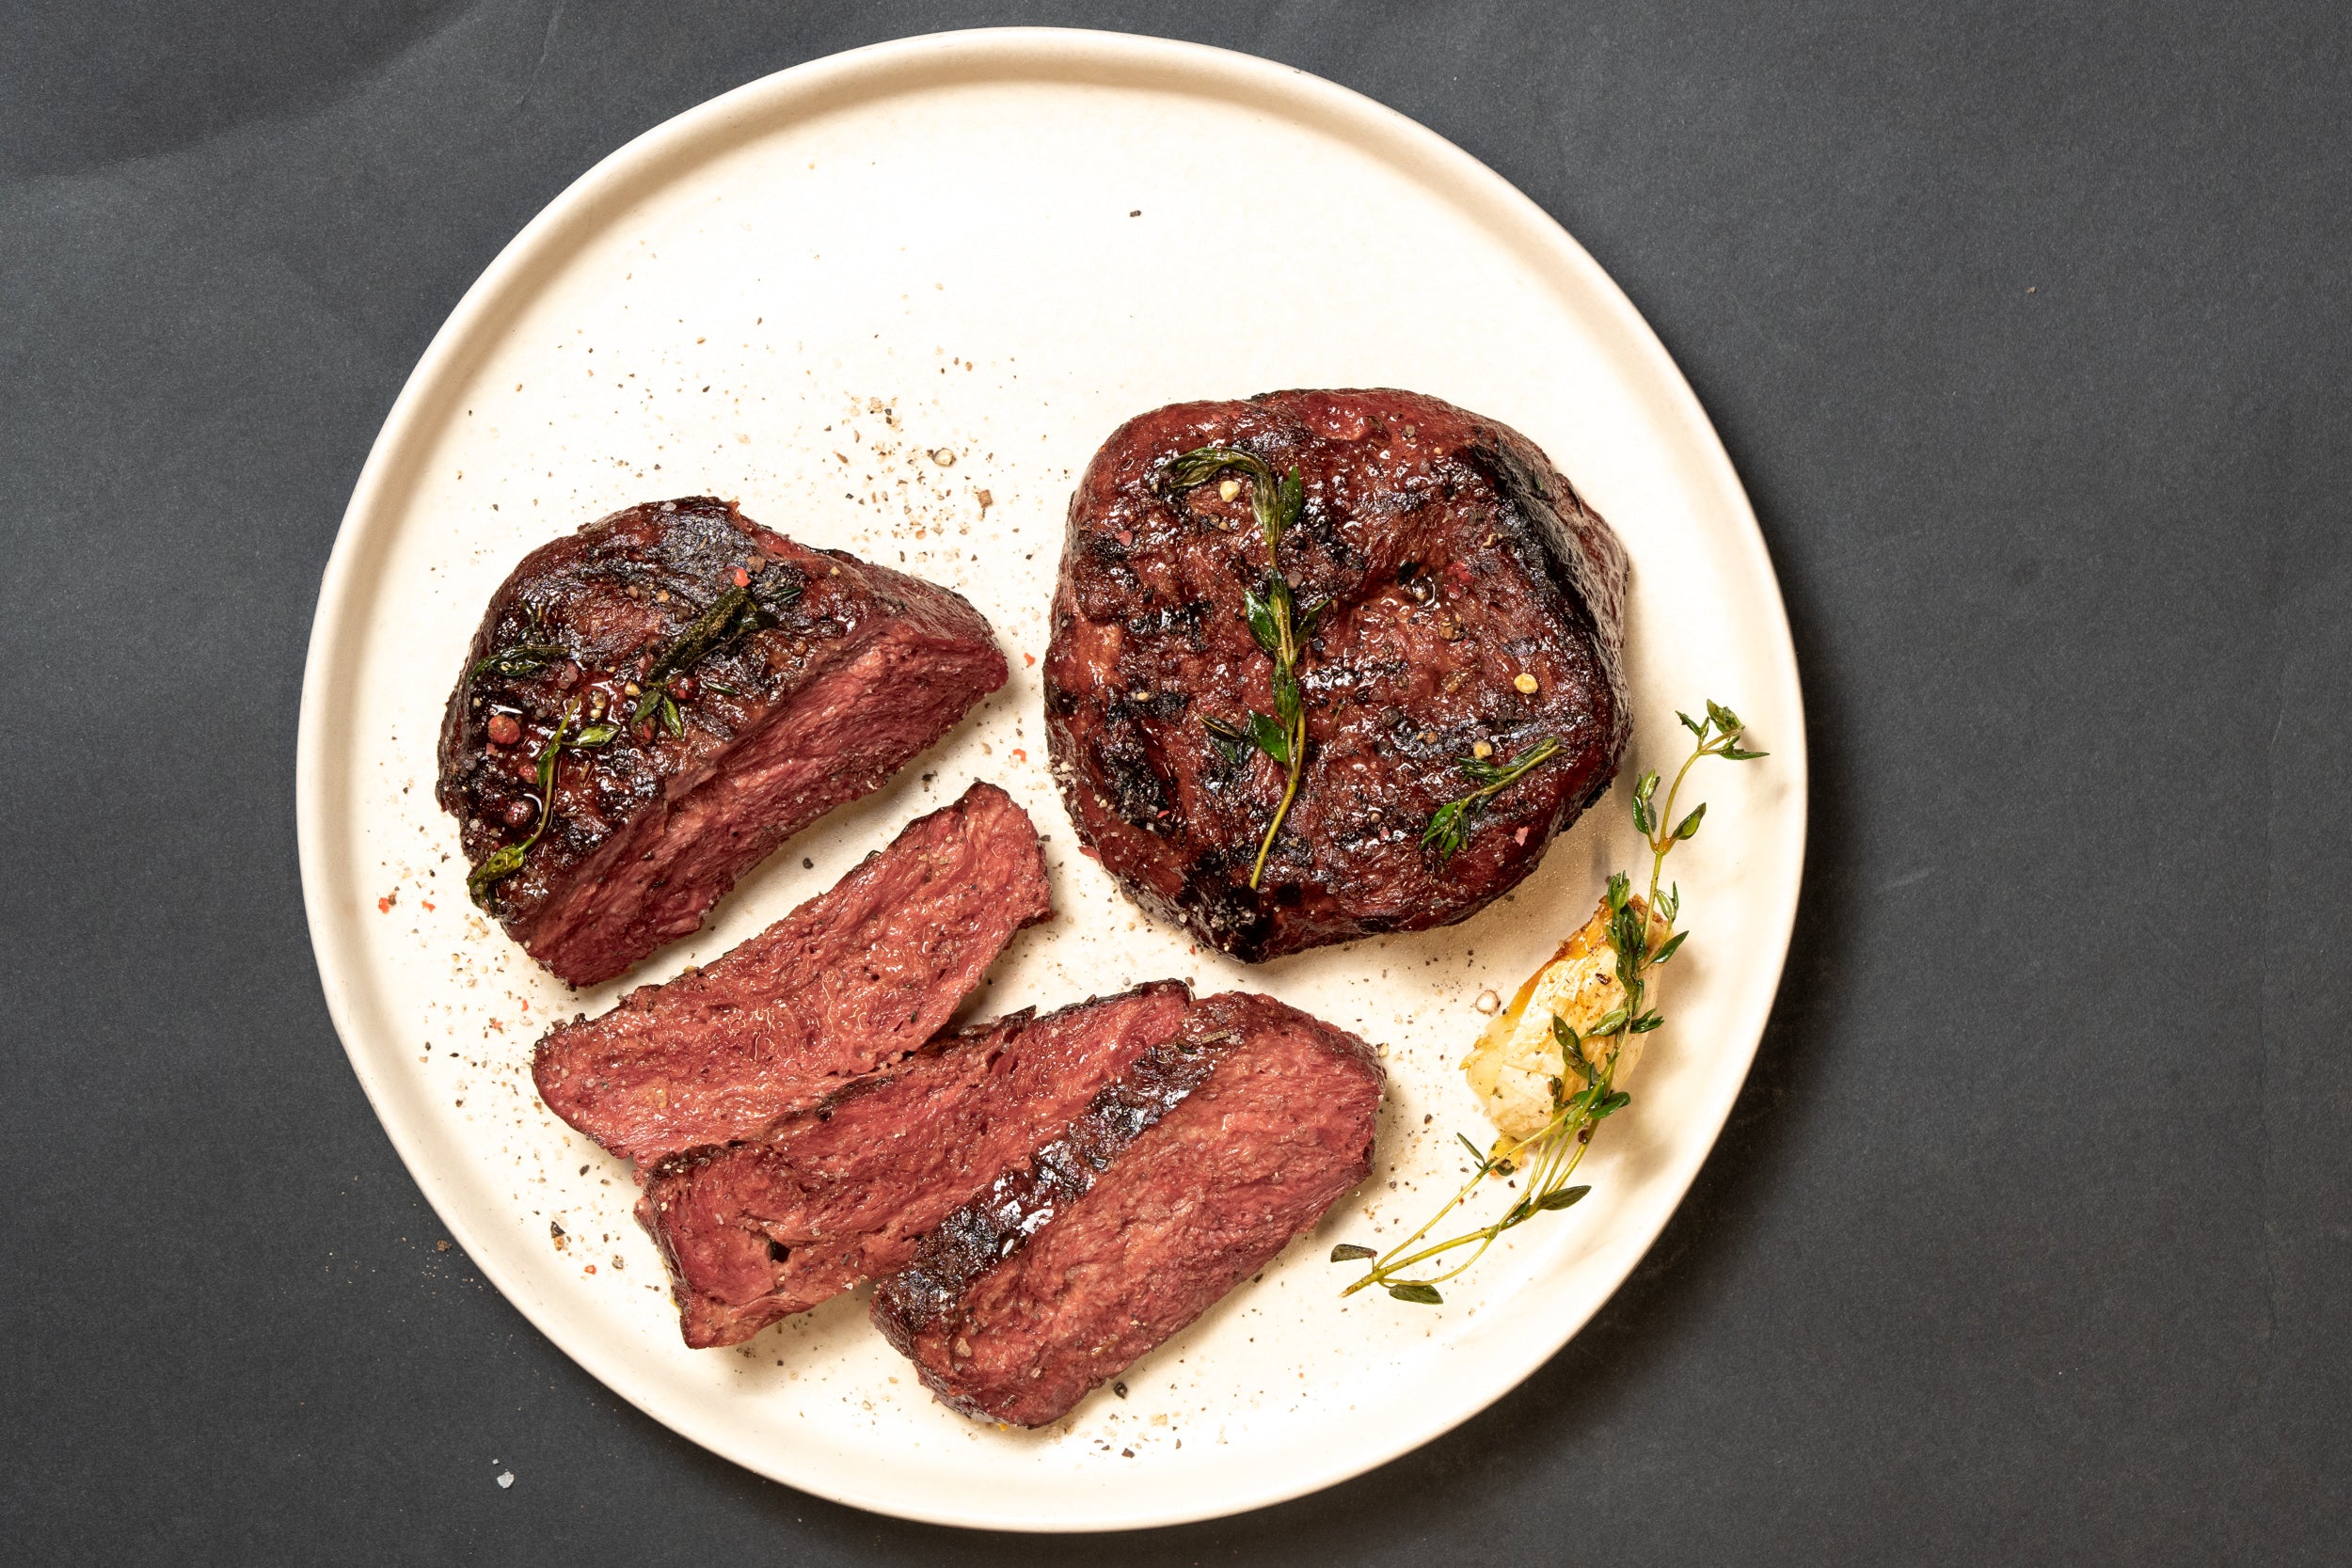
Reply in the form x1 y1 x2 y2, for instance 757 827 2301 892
467 703 577 906
1333 699 1766 1305
1167 447 1323 888
627 570 801 730
1200 715 1252 768
467 642 567 683
1421 735 1565 861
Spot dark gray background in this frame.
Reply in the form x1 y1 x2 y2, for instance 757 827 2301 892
4 2 2345 1561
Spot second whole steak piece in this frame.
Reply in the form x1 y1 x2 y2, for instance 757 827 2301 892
438 496 1008 987
1045 389 1631 961
871 991 1384 1428
532 782 1050 1166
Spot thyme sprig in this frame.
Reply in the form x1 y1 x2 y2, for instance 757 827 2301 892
468 703 573 905
628 571 801 731
1332 699 1766 1305
1422 735 1565 861
1166 446 1322 888
466 701 623 905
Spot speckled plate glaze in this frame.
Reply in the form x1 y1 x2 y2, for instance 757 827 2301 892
296 28 1805 1532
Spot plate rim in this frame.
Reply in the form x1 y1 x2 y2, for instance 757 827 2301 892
295 24 1807 1532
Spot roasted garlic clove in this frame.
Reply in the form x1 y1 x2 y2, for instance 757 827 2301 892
1462 895 1669 1142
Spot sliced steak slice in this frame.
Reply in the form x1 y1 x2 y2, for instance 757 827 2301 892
640 982 1194 1349
532 782 1050 1165
439 496 1007 986
870 991 1383 1427
1044 389 1630 960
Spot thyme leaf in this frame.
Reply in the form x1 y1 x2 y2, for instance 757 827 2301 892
1331 697 1766 1305
1200 715 1251 766
1630 768 1661 834
1247 710 1292 766
1243 584 1282 657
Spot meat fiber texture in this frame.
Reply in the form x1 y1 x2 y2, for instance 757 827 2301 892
438 496 1007 987
1044 390 1630 961
871 991 1384 1428
532 782 1050 1166
640 983 1194 1348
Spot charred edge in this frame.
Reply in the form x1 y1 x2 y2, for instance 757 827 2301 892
876 1032 1232 1334
1121 600 1208 646
1088 728 1178 835
1455 440 1605 640
632 1184 697 1323
1175 857 1275 961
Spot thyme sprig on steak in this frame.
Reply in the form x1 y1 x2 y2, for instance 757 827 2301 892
1332 700 1765 1305
467 703 573 903
468 641 568 683
464 702 623 904
1165 446 1324 888
627 567 802 731
1422 735 1565 861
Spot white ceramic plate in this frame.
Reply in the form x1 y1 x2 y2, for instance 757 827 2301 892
296 27 1804 1532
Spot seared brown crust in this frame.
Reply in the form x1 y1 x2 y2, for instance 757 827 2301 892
1044 390 1629 960
531 782 1050 1166
437 497 1007 986
638 983 1192 1348
871 991 1383 1427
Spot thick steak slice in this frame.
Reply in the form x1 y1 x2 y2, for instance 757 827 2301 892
640 983 1193 1348
439 496 1007 986
1045 390 1630 960
870 991 1383 1427
532 782 1049 1165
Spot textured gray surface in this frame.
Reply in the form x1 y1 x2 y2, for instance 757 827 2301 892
3 2 2346 1561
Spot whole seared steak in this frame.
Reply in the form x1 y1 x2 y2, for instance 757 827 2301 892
871 991 1383 1427
532 782 1050 1166
640 983 1193 1348
438 497 1007 986
1044 390 1629 961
